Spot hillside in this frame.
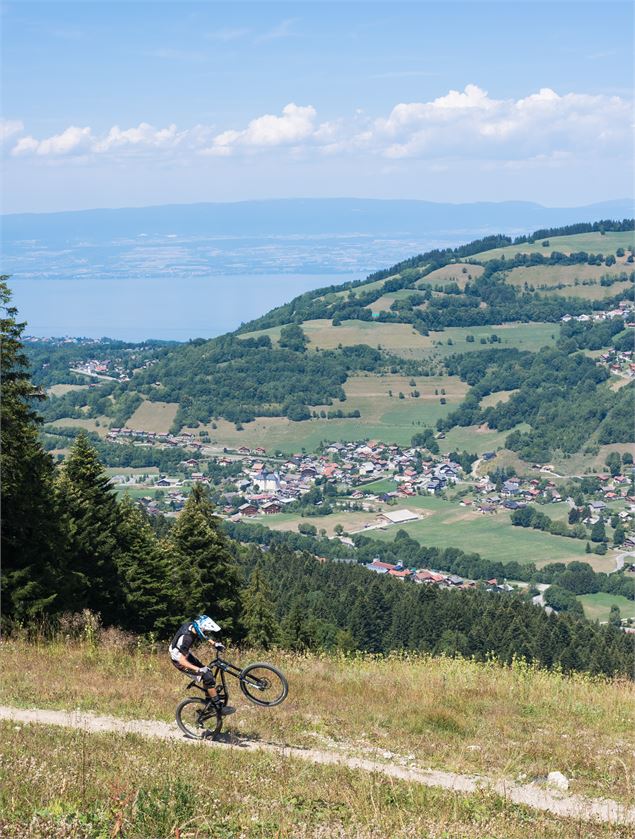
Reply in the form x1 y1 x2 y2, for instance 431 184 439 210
1 637 633 838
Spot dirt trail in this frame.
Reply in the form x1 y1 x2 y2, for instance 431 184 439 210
1 704 633 826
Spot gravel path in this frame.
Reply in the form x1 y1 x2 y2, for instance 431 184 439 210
1 704 633 826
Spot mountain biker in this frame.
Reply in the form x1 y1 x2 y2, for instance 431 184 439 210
169 614 235 716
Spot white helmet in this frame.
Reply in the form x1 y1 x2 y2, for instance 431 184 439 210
193 614 221 639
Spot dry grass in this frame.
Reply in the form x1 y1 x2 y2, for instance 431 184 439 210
127 399 179 434
1 722 626 839
417 263 485 288
46 384 89 397
506 264 631 288
480 389 519 409
1 640 633 806
46 417 111 438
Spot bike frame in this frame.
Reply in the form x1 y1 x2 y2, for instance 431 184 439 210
187 652 260 706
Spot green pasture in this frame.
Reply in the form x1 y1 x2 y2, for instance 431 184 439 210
577 592 635 623
239 319 557 360
370 494 597 567
468 231 635 262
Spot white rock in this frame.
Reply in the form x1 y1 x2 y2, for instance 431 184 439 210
547 771 569 792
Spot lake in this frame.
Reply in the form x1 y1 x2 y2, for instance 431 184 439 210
8 273 359 341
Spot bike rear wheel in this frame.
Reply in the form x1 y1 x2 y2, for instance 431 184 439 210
240 662 288 707
175 697 222 740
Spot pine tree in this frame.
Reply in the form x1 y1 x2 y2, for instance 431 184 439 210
242 566 280 649
1 280 67 621
115 497 177 634
590 519 607 543
56 432 124 624
169 483 241 637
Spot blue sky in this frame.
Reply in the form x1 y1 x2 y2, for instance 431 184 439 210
2 1 633 212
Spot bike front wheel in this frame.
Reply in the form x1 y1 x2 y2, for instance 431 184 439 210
240 662 288 707
175 697 222 740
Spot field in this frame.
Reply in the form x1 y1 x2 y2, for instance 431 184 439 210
128 399 179 433
240 319 558 359
1 638 634 820
416 262 485 288
186 373 469 452
46 383 89 397
578 592 635 623
550 442 635 477
480 389 518 409
505 263 632 288
368 495 614 569
548 281 633 301
468 231 635 262
46 416 111 438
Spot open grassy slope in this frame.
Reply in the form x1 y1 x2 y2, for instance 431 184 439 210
468 231 635 261
1 639 633 813
3 721 628 839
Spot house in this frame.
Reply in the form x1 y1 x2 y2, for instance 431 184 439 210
261 501 282 515
238 502 258 516
367 560 396 574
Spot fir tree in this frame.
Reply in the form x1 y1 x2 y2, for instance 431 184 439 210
1 280 67 621
115 497 177 634
242 565 280 649
169 483 241 637
57 432 123 624
590 519 607 543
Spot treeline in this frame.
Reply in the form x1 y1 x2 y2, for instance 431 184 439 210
518 218 635 243
223 519 634 601
41 426 192 472
242 549 634 677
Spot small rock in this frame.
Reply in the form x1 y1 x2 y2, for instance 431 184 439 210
547 771 569 792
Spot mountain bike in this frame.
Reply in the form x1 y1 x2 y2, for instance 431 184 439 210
175 645 288 740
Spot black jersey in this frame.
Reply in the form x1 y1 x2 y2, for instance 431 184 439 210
169 622 198 663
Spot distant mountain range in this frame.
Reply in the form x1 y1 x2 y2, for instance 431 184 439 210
3 197 633 242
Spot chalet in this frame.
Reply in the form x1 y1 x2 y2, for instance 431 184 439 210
237 446 251 455
261 501 282 515
415 570 445 584
238 502 258 517
426 478 444 493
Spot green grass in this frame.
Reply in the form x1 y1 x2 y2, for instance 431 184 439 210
370 495 600 567
469 231 635 262
578 593 635 623
239 320 558 359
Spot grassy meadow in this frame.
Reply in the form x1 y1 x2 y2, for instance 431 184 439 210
578 592 635 623
1 639 633 814
468 231 635 261
3 722 627 839
128 399 179 434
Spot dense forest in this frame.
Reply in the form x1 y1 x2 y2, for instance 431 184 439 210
440 333 634 460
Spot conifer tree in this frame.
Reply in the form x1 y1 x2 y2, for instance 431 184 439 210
1 280 66 621
115 497 177 634
56 432 123 624
242 565 280 649
281 595 314 650
169 483 241 637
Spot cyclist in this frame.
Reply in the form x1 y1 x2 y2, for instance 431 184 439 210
169 614 235 715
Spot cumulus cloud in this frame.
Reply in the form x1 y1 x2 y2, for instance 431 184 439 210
8 85 632 167
13 125 93 157
205 103 318 155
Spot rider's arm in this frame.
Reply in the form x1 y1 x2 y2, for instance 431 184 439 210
177 653 203 672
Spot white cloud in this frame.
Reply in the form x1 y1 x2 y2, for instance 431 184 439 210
9 85 632 168
13 125 93 156
1 118 24 142
205 103 318 155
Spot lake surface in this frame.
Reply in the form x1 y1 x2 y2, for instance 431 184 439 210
9 273 359 341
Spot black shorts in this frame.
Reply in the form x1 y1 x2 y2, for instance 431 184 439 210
171 655 216 689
